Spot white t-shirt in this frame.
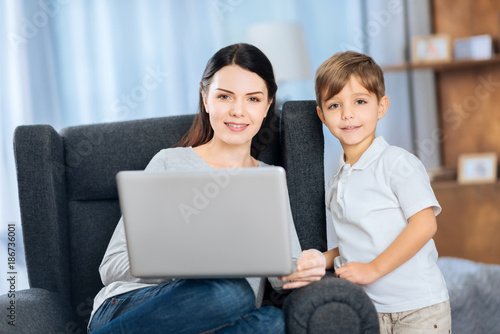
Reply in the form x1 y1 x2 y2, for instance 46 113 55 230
326 137 449 313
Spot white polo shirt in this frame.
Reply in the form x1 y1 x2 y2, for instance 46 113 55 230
326 137 449 313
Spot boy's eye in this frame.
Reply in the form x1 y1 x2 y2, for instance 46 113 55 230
328 103 340 109
355 99 366 105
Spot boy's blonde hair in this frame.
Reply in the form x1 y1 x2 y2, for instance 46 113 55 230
315 51 385 108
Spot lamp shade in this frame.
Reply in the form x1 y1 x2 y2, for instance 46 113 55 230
247 22 312 82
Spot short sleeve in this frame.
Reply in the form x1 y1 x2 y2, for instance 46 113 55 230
144 150 169 172
390 153 441 220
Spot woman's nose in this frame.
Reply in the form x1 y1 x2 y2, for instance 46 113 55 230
229 100 244 116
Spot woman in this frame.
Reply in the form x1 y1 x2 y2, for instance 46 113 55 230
88 43 326 334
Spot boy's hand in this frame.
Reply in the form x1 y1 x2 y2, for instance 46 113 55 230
279 249 326 289
334 262 379 285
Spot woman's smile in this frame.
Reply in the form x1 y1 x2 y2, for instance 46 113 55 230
225 122 249 132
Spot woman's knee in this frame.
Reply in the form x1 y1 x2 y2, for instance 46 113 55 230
178 279 255 315
204 279 255 310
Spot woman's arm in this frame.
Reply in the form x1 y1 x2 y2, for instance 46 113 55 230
335 207 437 285
99 218 134 285
99 218 166 285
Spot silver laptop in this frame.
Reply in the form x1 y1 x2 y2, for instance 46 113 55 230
116 167 295 279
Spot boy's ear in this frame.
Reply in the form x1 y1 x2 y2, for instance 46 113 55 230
316 105 326 123
377 96 389 120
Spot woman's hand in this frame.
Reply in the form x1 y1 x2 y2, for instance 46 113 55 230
279 249 326 289
334 262 380 285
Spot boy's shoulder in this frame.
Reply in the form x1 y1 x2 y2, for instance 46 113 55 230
380 142 418 163
379 143 412 161
377 143 427 181
368 137 413 161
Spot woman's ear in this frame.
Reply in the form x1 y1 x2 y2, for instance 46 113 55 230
377 96 389 120
201 89 208 113
267 98 273 112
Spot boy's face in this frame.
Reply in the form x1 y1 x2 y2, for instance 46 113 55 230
317 75 389 156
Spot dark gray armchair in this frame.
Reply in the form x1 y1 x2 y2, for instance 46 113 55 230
0 101 378 334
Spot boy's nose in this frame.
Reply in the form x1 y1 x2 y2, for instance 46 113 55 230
341 107 354 119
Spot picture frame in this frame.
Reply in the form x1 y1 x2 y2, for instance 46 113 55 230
458 153 498 185
453 34 494 61
411 34 452 64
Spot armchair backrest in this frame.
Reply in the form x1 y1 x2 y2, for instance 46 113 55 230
14 100 326 330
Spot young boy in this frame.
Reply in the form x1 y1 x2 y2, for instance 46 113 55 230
315 51 451 333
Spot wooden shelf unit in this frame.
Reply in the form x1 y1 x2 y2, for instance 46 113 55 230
382 54 500 72
432 0 500 265
384 1 500 265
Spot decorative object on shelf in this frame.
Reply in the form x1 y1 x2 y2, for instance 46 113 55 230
453 34 494 61
411 34 452 64
458 152 498 185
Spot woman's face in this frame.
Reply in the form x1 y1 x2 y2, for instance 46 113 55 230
203 65 272 149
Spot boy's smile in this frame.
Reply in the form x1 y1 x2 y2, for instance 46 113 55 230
317 75 389 165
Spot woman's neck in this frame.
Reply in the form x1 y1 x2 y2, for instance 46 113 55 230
193 140 257 169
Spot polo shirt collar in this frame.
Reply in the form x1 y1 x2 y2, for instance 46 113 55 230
334 136 389 177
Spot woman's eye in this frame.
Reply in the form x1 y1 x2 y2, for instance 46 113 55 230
249 97 260 102
218 94 230 100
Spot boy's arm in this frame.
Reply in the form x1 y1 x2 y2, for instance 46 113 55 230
323 248 340 270
335 207 437 285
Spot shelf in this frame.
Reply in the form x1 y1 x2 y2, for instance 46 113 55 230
382 55 500 72
431 179 500 189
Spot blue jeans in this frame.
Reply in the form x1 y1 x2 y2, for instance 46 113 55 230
88 279 284 333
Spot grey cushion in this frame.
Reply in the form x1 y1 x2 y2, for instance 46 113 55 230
438 257 500 334
284 273 379 334
62 115 194 201
67 199 122 325
281 100 327 251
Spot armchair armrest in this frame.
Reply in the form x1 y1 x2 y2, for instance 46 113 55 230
14 125 71 295
0 288 75 334
284 273 379 334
